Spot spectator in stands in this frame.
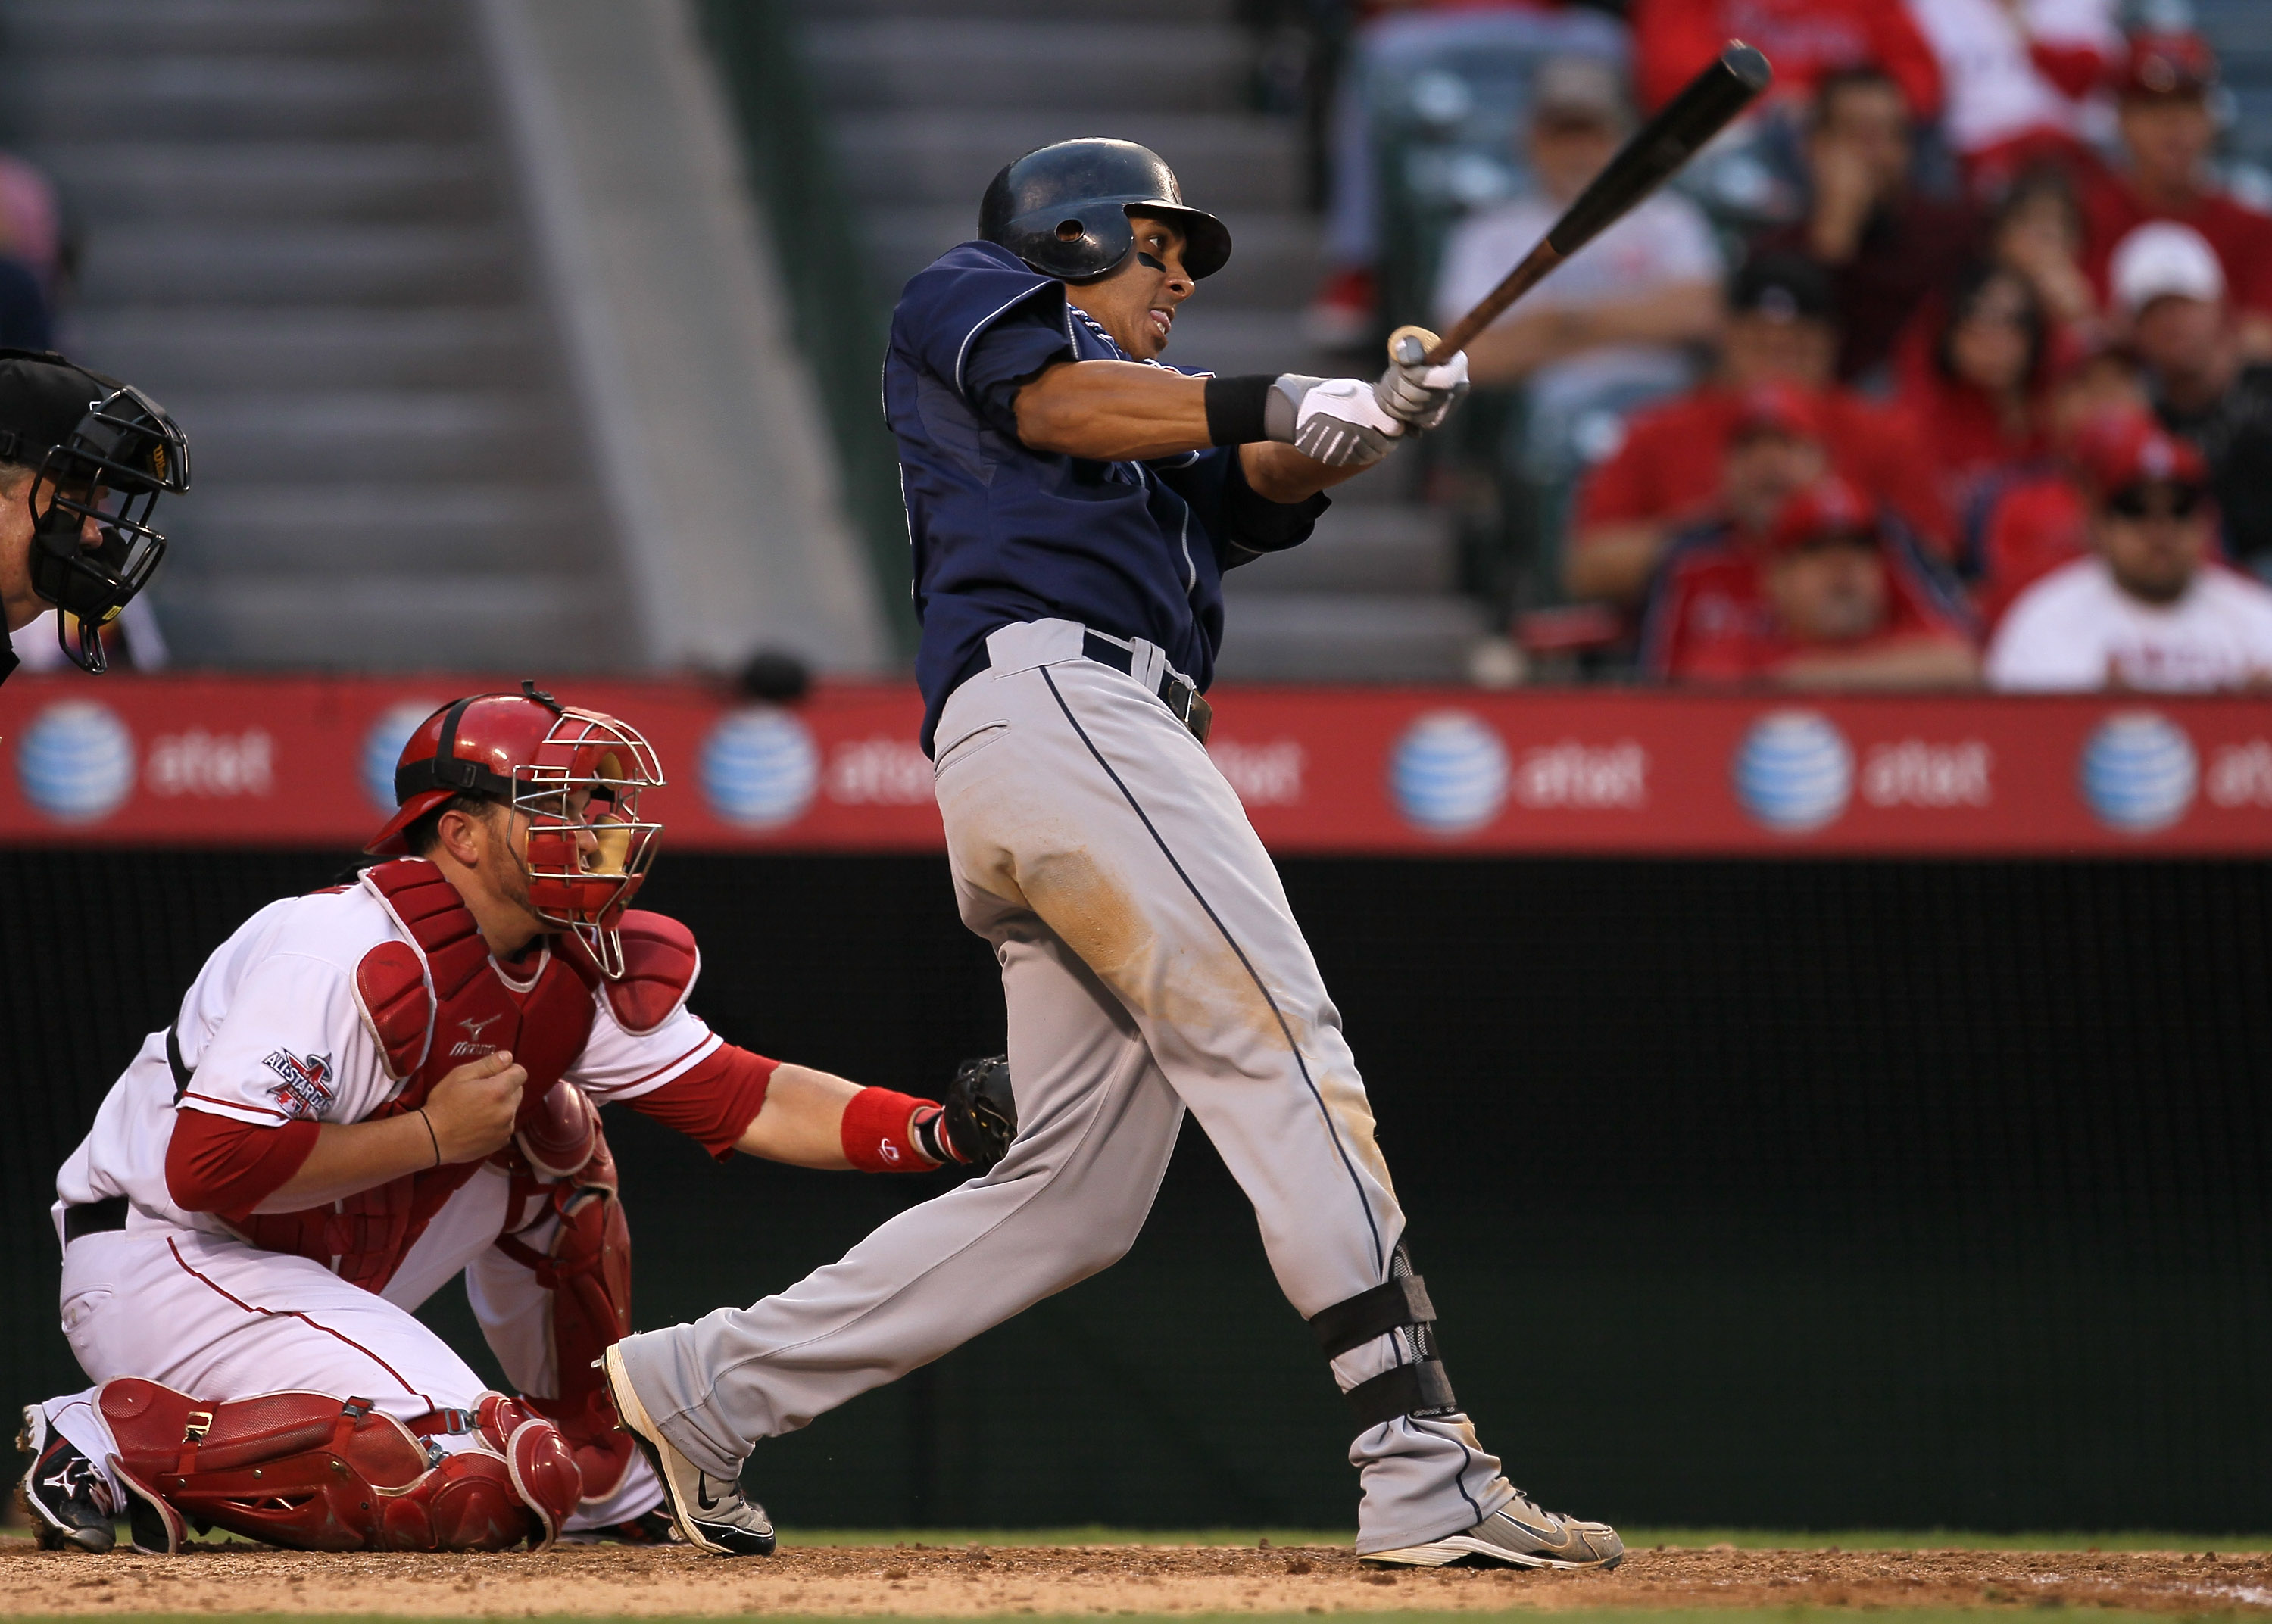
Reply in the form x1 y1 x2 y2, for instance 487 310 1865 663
1628 0 1940 122
0 151 61 351
2112 221 2272 578
1434 55 1722 467
2079 30 2272 358
1969 344 2145 625
1642 472 1978 687
1987 410 2272 690
1306 1 1624 346
1755 67 1983 384
1568 254 1949 608
1987 165 2103 342
1902 0 2119 198
1893 262 2052 529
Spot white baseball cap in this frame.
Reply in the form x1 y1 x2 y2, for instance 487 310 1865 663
2110 221 2227 316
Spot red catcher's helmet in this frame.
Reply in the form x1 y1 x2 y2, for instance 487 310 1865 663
366 683 665 977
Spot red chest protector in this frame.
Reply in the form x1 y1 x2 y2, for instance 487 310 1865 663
233 859 600 1291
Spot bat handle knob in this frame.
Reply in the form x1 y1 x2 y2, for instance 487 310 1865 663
1387 324 1440 369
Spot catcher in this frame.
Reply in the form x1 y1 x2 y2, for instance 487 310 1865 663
16 685 1014 1555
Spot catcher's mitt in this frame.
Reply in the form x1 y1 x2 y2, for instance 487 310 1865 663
938 1053 1016 1171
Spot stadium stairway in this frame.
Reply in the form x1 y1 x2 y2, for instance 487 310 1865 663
0 0 629 670
792 0 1488 683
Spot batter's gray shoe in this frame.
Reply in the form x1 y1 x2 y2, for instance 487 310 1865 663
598 1346 776 1557
17 1404 115 1553
1360 1492 1624 1570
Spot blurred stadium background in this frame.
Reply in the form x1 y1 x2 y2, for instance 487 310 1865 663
2 0 2271 1541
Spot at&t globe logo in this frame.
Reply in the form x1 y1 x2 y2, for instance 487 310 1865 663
1732 710 1853 833
360 700 442 812
1389 711 1509 834
2080 710 2196 833
702 707 819 829
17 700 136 824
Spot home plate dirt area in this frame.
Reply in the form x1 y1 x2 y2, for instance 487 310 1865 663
8 1538 2272 1616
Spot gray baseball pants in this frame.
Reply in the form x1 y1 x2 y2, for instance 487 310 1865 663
618 618 1514 1552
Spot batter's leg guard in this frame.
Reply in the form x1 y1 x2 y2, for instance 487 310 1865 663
1306 1248 1459 1430
498 1130 637 1504
95 1379 579 1554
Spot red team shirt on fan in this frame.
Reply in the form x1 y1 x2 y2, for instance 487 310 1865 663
55 874 740 1242
2080 170 2272 320
1575 385 1957 558
1629 0 1943 117
1641 523 1974 681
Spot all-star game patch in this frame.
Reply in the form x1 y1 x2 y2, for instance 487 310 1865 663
261 1048 335 1118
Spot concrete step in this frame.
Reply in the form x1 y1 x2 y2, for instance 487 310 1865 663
804 22 1246 113
1226 503 1456 594
173 485 606 573
2 0 456 56
157 573 626 671
163 390 585 484
863 205 1315 309
4 59 480 141
832 111 1301 211
77 225 520 306
33 142 501 224
1210 590 1487 683
73 308 548 392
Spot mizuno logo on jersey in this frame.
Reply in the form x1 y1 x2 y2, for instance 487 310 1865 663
451 1015 501 1059
261 1048 336 1118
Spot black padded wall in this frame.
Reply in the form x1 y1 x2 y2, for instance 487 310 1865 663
3 851 2266 1533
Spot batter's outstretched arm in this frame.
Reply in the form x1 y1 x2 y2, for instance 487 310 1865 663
1013 361 1386 502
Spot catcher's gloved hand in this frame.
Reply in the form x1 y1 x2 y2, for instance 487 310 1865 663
912 1054 1017 1173
1266 374 1406 468
1374 330 1469 432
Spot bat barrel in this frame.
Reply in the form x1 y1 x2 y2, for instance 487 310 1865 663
1543 42 1772 260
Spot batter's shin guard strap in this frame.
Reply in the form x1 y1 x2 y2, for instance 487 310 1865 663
1307 1273 1460 1429
1344 1358 1459 1429
1308 1276 1437 1360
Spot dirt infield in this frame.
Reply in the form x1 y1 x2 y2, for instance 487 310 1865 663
7 1539 2272 1616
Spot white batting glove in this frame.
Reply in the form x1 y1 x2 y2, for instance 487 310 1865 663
1375 348 1470 432
1266 375 1406 469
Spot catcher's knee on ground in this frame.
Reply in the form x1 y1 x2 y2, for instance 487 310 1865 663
97 1379 578 1554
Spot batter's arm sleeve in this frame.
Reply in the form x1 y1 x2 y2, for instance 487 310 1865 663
899 245 1074 426
963 311 1085 441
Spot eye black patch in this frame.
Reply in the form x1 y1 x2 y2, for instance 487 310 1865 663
1137 252 1167 271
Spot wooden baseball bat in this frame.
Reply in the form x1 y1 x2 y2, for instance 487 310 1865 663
1390 42 1774 371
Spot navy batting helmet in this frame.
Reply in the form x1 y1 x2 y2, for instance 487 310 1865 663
979 139 1231 282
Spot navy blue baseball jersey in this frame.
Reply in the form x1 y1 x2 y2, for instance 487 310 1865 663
885 241 1326 753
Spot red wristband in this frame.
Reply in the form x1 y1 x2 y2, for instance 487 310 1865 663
839 1087 938 1173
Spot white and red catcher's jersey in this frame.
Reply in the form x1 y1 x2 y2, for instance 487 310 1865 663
55 874 722 1243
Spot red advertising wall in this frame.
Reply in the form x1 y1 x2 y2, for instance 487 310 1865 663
2 673 2270 854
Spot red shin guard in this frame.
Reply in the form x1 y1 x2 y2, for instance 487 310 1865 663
97 1379 577 1553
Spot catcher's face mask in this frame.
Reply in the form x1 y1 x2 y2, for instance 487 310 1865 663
24 384 192 673
509 702 666 979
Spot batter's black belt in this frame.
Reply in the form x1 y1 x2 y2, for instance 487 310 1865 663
62 1196 130 1242
953 628 1213 743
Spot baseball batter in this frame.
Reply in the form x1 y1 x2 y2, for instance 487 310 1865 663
604 140 1622 1569
17 687 1013 1556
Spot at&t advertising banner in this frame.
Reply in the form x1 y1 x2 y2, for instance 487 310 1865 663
2 675 2269 855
